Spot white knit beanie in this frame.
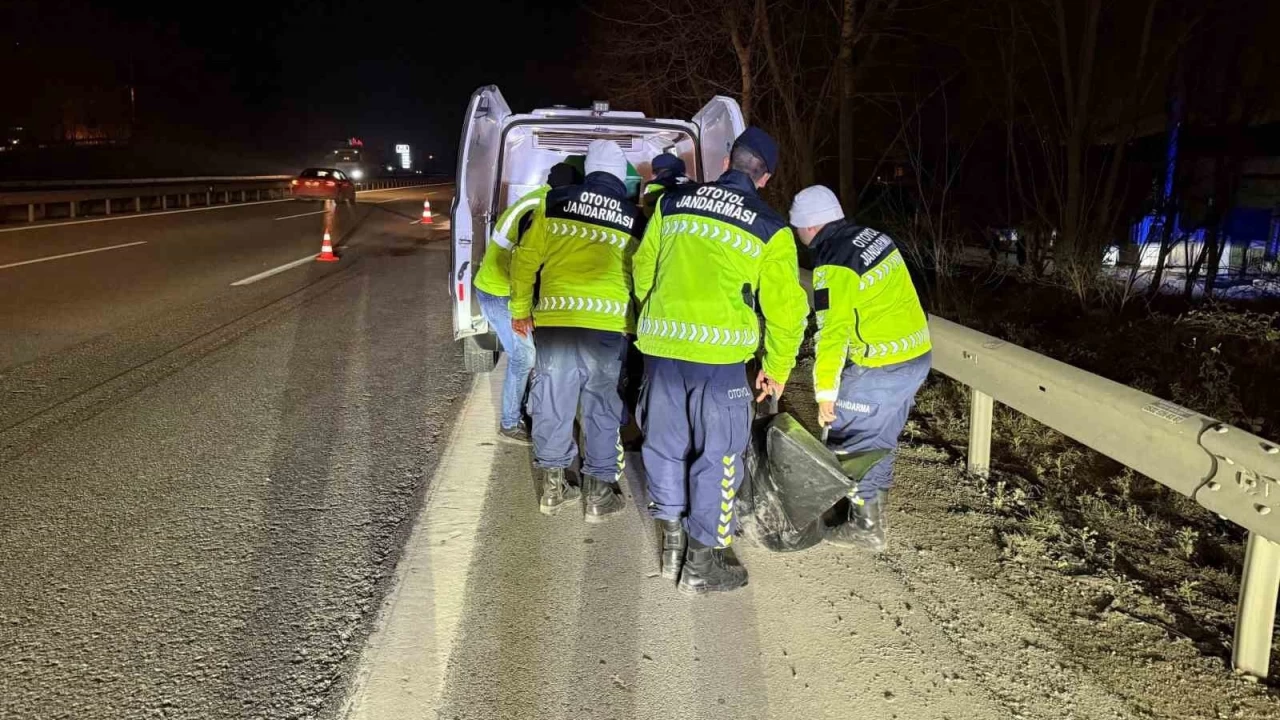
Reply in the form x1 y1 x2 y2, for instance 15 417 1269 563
585 140 628 183
789 185 845 228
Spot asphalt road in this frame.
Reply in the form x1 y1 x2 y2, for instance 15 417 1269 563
2 183 1275 720
0 185 469 719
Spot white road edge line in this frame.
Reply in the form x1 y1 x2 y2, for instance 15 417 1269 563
339 370 497 720
229 254 318 286
0 199 292 234
0 240 148 270
273 209 328 221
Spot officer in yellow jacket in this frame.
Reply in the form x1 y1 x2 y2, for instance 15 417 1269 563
633 127 809 594
511 140 645 519
789 185 932 552
473 162 583 443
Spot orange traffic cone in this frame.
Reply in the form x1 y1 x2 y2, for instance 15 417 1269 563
421 198 434 224
316 229 339 262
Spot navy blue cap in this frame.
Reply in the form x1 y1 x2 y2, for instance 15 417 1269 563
651 153 686 177
547 162 582 188
732 126 779 173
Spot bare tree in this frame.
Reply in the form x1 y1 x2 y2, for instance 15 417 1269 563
837 0 899 213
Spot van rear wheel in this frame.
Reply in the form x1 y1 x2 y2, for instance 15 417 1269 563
462 335 499 373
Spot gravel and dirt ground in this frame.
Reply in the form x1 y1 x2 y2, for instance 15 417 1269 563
780 348 1280 719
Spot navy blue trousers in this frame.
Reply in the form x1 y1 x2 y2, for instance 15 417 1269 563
529 327 628 481
639 357 752 548
829 352 932 499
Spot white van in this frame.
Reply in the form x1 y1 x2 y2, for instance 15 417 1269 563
450 85 746 371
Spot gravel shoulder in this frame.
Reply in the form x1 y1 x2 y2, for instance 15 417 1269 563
783 353 1280 719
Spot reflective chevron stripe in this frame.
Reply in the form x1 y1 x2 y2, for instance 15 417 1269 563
671 217 762 259
537 296 628 316
638 317 759 348
863 328 931 359
614 433 625 484
717 454 737 547
858 252 906 291
547 220 634 250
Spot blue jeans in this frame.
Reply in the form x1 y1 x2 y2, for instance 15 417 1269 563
528 328 627 478
476 288 536 429
829 352 932 500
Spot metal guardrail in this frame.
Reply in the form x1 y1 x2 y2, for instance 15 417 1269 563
927 315 1280 679
0 176 433 225
794 268 1278 677
0 175 293 189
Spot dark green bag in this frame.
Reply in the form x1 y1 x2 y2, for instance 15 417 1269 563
740 411 887 552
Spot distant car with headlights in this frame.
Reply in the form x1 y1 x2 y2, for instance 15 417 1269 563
330 143 368 180
290 168 356 203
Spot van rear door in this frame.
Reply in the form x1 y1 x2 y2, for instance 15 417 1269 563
691 96 746 181
452 85 511 341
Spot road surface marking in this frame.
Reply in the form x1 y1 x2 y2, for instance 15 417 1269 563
341 370 496 719
274 209 328 221
229 254 319 286
0 240 148 270
0 199 292 234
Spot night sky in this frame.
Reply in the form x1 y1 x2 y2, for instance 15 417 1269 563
3 0 587 166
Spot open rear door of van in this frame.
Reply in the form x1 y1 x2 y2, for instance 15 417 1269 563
452 85 511 352
691 96 746 181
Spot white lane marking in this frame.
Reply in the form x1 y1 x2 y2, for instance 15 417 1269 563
340 370 496 719
229 254 319 286
274 209 328 221
0 199 292 234
0 240 149 270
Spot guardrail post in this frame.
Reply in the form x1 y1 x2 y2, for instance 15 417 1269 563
968 387 994 477
134 197 141 213
69 201 77 218
161 195 167 210
27 204 35 223
105 198 111 216
184 194 190 208
206 190 211 206
1232 531 1280 679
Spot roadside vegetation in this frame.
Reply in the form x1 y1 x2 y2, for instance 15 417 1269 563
908 276 1280 682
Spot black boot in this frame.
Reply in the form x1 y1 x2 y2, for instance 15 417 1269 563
582 475 625 523
659 519 686 581
539 469 579 516
677 537 748 595
826 491 888 552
